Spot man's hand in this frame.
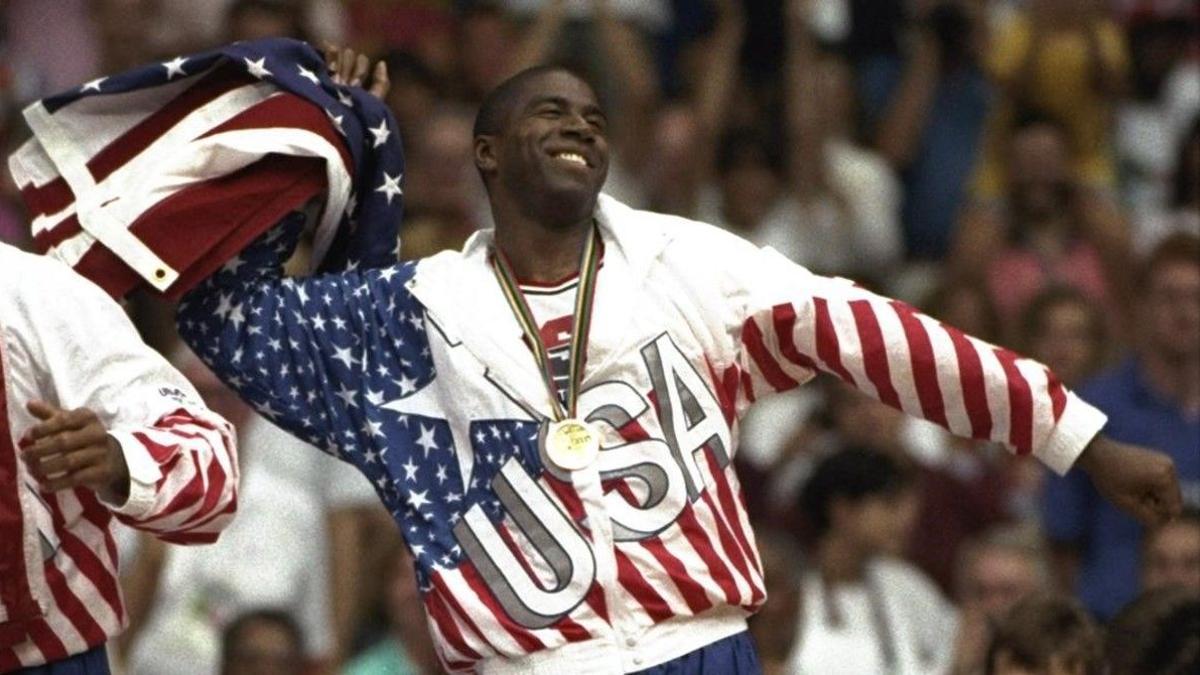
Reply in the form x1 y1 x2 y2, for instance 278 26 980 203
322 45 390 99
21 401 130 503
1076 435 1182 526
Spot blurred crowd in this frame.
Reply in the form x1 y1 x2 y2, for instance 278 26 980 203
1 1 1198 674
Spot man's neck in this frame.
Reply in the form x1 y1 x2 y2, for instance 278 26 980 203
1140 350 1200 415
492 209 594 284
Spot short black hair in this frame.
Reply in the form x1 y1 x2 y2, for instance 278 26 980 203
220 608 304 672
799 447 910 537
472 65 587 139
985 594 1103 675
1108 587 1200 675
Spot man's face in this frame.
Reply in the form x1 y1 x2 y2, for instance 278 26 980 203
1143 520 1200 592
1143 261 1200 361
223 621 301 675
1030 301 1099 387
484 72 610 221
1009 124 1071 222
962 549 1042 621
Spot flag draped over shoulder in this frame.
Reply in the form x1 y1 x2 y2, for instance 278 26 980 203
7 38 405 299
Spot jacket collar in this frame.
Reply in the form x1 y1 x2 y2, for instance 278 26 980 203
406 194 676 418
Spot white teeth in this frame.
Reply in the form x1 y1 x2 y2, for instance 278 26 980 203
554 152 587 167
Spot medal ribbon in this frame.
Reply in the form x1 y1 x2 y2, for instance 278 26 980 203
490 224 601 421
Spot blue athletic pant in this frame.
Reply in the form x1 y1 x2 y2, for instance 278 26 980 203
633 631 761 674
10 645 110 675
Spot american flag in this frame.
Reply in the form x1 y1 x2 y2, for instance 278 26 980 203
7 38 404 299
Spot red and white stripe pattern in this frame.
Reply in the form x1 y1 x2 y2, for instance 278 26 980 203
738 273 1091 469
0 406 237 671
8 58 347 300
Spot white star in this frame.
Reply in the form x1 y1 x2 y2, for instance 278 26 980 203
365 388 385 406
335 384 359 408
221 256 246 275
311 314 327 331
375 172 403 205
411 543 425 558
296 284 310 305
363 419 386 439
410 489 431 510
214 292 234 319
345 192 358 217
81 77 106 93
332 316 348 331
364 448 378 463
332 345 358 370
415 424 439 457
436 464 448 485
396 374 417 396
163 56 188 79
402 458 419 482
474 430 485 444
326 109 345 135
369 119 392 148
336 89 354 107
297 65 321 85
378 267 398 284
244 57 272 79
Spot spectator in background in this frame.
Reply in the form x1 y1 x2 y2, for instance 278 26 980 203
747 530 804 675
863 0 993 261
1142 507 1200 592
949 527 1052 675
343 541 440 675
1116 15 1199 246
381 50 442 139
226 0 312 43
821 382 1011 594
788 448 956 675
1137 114 1200 252
974 0 1129 198
220 610 305 675
984 594 1103 675
1020 287 1111 389
1106 587 1200 675
123 353 337 675
780 0 903 279
953 115 1134 341
398 104 488 260
1042 232 1200 620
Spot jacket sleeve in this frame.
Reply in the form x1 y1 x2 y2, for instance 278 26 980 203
175 212 431 464
11 254 239 544
705 234 1108 475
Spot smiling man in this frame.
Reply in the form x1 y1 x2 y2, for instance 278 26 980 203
176 64 1181 674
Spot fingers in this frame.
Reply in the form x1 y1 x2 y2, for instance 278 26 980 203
41 464 112 494
369 60 390 99
351 53 369 87
27 444 107 483
25 405 98 442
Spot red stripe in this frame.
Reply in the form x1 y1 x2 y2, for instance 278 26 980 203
0 645 20 671
740 370 756 404
428 573 499 653
995 349 1034 455
674 505 739 605
457 563 547 653
947 328 993 439
22 64 258 219
813 298 856 384
495 521 542 588
42 559 108 648
51 526 123 620
26 618 69 664
741 318 800 392
584 581 609 622
200 93 353 175
703 452 764 601
555 616 591 642
696 490 756 607
74 492 122 621
0 336 44 639
614 548 673 622
890 302 948 428
1047 369 1067 421
849 301 902 409
544 477 586 525
705 360 739 426
772 303 821 371
424 592 483 661
639 537 713 614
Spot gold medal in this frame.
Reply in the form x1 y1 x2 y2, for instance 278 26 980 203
544 418 600 471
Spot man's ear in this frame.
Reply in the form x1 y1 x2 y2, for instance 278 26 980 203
474 136 498 175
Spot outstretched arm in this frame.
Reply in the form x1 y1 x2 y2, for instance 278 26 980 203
718 236 1181 526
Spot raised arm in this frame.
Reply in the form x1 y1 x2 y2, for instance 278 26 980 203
10 254 238 543
175 212 431 461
